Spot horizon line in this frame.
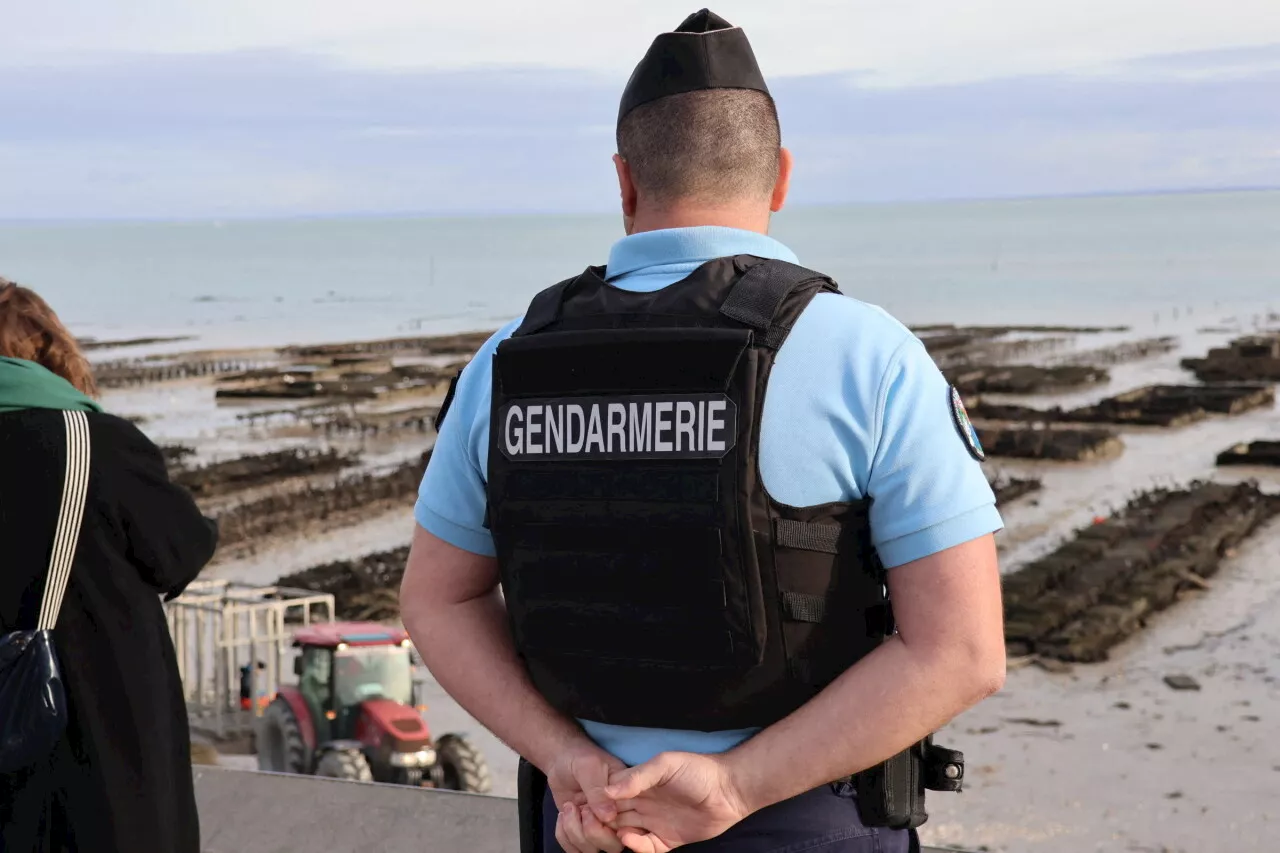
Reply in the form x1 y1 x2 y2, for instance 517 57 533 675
3 184 1277 227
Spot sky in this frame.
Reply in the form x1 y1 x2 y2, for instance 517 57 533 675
2 0 1279 219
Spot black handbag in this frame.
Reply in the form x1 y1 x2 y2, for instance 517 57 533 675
0 410 91 774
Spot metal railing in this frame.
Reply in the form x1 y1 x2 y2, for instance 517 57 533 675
165 580 335 738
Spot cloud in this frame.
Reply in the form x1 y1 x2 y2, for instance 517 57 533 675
0 45 1276 218
6 0 1280 85
1121 42 1280 72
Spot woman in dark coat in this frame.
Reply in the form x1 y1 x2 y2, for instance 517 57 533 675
0 280 217 853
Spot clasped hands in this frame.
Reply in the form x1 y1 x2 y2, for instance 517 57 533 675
548 743 753 853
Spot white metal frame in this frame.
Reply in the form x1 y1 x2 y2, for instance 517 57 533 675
164 579 336 738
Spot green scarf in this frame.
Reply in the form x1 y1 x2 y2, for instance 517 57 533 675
0 357 104 414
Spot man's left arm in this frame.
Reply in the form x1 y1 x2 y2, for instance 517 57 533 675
722 532 1004 812
607 335 1006 849
606 536 1004 849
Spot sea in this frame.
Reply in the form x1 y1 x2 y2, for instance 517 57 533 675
1 189 1278 352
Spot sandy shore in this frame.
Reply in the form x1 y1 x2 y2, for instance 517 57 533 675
922 503 1280 852
97 314 1280 853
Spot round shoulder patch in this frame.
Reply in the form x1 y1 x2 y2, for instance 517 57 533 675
949 385 986 462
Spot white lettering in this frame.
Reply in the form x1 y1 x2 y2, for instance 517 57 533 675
675 402 696 452
628 402 651 453
707 400 728 452
607 404 626 452
566 404 585 452
585 404 605 452
503 396 732 458
545 404 564 453
654 402 673 452
504 406 524 455
525 405 543 453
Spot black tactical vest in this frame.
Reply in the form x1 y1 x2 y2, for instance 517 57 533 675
485 255 891 731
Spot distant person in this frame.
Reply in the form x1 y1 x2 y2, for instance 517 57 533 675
0 280 218 853
400 9 1006 852
240 660 269 710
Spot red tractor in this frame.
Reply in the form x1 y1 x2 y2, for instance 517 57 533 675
256 622 491 792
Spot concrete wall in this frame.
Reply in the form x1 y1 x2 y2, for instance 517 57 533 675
194 766 517 853
193 766 959 853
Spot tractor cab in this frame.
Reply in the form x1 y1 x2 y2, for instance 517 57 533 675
292 625 417 743
257 621 491 792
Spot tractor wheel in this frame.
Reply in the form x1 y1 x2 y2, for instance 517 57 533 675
435 734 492 793
257 698 309 774
315 747 373 782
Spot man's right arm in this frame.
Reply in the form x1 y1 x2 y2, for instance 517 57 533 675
399 327 627 850
399 324 583 769
399 525 587 775
401 525 629 853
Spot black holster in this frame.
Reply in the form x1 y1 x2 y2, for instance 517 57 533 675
518 758 547 853
853 735 964 830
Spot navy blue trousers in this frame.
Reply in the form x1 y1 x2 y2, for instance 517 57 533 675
541 780 914 852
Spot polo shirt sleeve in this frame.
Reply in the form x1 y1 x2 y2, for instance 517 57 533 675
413 321 521 557
867 336 1003 568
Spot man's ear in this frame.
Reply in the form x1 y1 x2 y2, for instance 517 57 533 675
613 154 638 233
771 147 794 213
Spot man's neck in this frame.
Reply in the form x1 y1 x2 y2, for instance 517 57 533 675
629 206 770 236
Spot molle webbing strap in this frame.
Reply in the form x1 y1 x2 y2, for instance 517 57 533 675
780 591 828 624
503 467 719 503
788 657 814 683
495 328 750 396
719 259 831 348
522 608 736 663
774 519 841 554
781 592 891 639
506 522 719 555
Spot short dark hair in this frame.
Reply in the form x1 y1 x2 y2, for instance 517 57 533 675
617 88 781 207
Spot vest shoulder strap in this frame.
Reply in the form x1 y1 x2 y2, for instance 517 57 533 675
720 257 839 349
515 257 838 344
512 266 606 337
433 367 463 432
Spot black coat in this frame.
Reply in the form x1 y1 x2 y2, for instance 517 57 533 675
0 410 217 853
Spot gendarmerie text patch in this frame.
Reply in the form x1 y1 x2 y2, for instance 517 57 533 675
497 393 737 461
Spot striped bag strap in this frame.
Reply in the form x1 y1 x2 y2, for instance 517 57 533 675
36 410 93 632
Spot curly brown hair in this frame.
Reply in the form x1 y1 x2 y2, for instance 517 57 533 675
0 278 99 397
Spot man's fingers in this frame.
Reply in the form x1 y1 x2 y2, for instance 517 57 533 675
557 803 590 853
575 754 620 823
605 755 674 801
554 811 578 853
618 827 671 853
580 804 624 853
611 809 646 829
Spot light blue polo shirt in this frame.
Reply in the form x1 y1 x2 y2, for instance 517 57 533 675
415 225 1003 766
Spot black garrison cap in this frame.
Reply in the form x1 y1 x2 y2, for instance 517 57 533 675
618 9 771 125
